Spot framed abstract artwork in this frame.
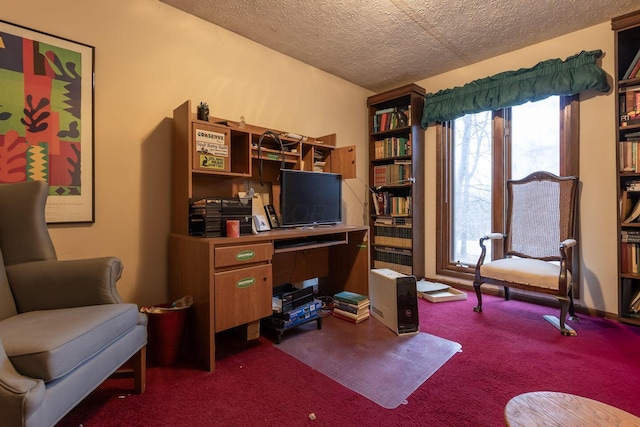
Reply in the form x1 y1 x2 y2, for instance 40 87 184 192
0 20 94 223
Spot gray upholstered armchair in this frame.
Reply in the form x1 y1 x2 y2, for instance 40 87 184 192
0 181 147 427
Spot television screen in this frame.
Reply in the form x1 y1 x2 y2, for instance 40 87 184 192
280 169 342 227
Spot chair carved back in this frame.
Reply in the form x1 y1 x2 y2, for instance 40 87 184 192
505 171 578 261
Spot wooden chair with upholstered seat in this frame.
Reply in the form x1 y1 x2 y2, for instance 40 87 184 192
472 171 579 336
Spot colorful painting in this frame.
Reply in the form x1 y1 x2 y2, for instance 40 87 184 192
0 20 94 223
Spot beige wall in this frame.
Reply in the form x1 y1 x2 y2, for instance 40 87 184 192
4 2 621 315
4 0 372 307
416 22 619 314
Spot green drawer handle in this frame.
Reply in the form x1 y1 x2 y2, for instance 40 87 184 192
236 250 255 261
237 277 256 288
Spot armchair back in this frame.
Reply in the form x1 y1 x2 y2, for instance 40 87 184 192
0 249 18 321
505 172 578 260
0 181 56 266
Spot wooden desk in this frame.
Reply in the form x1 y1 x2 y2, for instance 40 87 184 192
505 391 640 427
168 224 369 371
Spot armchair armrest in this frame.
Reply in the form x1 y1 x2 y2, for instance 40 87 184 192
6 257 124 312
475 233 506 274
0 337 45 425
482 233 505 241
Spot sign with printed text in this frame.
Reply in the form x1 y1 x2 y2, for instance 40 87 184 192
195 128 229 157
199 154 226 170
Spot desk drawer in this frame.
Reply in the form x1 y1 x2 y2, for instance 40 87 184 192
214 264 272 332
215 243 272 268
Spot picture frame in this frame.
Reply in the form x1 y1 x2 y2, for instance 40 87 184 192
0 20 95 223
253 214 271 232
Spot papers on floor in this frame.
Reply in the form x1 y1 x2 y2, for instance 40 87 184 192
416 279 467 303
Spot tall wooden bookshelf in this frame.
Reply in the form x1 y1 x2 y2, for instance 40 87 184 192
613 10 640 326
367 84 425 278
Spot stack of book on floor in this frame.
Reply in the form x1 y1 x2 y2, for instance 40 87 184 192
416 279 467 303
332 291 370 323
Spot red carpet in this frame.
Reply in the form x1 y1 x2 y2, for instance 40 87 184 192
58 292 640 426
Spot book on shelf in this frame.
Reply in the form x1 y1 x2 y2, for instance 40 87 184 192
333 290 369 308
372 106 411 133
626 89 640 113
374 216 394 225
622 195 640 224
332 308 370 323
621 230 640 243
374 136 411 159
371 191 411 216
372 163 412 186
371 192 382 216
630 289 640 313
621 241 640 273
625 179 640 191
373 223 412 248
620 88 640 126
624 48 640 79
621 191 632 221
373 246 413 275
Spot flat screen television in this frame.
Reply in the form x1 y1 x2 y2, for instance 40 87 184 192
279 169 342 227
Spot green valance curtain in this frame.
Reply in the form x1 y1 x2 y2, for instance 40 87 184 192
421 50 610 128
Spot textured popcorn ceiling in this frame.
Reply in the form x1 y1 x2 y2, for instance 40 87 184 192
160 0 640 92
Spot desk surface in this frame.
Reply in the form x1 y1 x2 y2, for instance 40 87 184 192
505 391 640 427
175 224 368 244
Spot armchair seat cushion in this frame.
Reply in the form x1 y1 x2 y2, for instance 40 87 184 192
0 303 140 382
480 258 571 290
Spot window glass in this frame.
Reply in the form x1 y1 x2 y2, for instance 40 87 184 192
447 96 562 268
452 111 492 265
511 97 560 178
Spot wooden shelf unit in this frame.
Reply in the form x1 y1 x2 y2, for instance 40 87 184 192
613 10 640 327
366 84 425 278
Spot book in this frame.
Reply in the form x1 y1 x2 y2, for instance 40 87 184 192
416 279 468 303
625 89 640 114
620 191 633 222
623 198 640 223
333 291 369 307
623 47 640 79
631 56 640 79
332 309 369 324
333 306 369 320
630 289 640 313
371 192 381 215
333 300 369 315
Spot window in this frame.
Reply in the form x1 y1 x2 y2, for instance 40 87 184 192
436 95 578 278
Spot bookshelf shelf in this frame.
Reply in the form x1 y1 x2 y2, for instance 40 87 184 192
367 84 425 278
613 10 640 326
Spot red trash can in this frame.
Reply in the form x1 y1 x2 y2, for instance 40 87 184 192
145 304 189 366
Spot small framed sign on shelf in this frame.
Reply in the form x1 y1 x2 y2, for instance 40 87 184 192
193 125 230 172
253 214 270 232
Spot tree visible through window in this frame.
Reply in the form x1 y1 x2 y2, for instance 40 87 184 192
452 110 492 266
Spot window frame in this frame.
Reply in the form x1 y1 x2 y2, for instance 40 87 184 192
435 95 580 280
